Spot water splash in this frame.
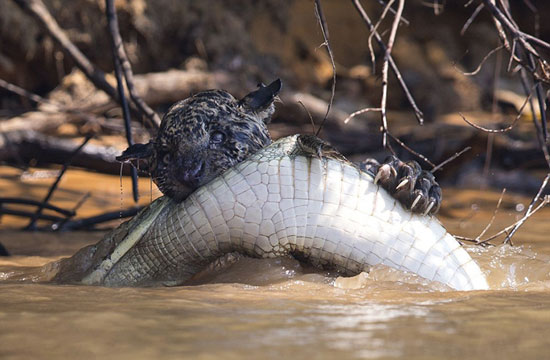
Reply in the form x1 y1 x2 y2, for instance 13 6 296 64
468 244 550 290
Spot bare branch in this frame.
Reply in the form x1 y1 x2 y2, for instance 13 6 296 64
483 0 550 53
528 54 548 141
0 78 56 107
297 101 317 134
25 135 92 230
351 0 424 125
457 91 530 134
106 0 140 203
519 69 550 169
343 107 382 124
476 188 506 242
430 146 471 173
387 132 436 167
104 0 161 128
313 0 337 136
58 207 144 231
373 0 410 25
367 0 395 71
0 197 74 217
459 45 504 76
506 38 518 72
379 0 404 149
461 3 484 35
504 173 550 244
457 189 549 246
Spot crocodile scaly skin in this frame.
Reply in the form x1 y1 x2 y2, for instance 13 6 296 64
84 135 489 290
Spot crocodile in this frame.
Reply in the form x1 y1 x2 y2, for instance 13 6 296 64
51 134 489 290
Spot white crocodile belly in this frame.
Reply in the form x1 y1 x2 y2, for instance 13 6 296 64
193 153 488 291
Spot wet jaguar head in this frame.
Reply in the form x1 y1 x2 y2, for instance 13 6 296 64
118 80 281 201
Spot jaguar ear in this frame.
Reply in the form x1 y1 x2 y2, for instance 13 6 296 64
116 141 154 162
239 79 282 124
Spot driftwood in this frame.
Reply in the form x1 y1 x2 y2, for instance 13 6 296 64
1 68 352 137
1 119 546 184
0 130 133 175
0 111 75 134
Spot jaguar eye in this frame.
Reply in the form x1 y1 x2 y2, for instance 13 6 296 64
210 131 226 144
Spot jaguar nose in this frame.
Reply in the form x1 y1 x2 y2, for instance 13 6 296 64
177 159 204 187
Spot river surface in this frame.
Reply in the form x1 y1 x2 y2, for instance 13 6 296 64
1 168 550 359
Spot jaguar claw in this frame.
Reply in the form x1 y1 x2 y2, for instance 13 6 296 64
374 166 386 184
363 156 442 216
411 194 422 210
396 178 409 190
423 201 435 216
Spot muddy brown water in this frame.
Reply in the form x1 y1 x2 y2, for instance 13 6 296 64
2 168 550 359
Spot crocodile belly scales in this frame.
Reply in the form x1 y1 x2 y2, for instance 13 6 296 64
97 136 489 290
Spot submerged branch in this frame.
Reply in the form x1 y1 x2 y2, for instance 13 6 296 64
25 135 92 230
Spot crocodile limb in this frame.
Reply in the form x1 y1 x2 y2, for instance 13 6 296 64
52 135 489 290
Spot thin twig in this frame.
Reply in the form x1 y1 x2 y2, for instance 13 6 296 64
456 191 549 245
483 0 550 58
106 0 139 203
476 188 506 242
297 101 317 134
104 0 161 128
527 53 548 141
0 197 74 217
373 0 409 25
519 69 550 169
459 45 504 76
461 3 484 35
387 132 435 167
0 78 56 107
25 135 92 230
313 0 336 136
484 0 550 50
1 208 65 223
432 0 444 15
343 107 382 124
457 91 530 133
504 173 550 244
379 0 404 149
367 0 395 71
52 192 91 231
351 0 424 125
431 146 471 173
59 206 144 231
506 38 517 72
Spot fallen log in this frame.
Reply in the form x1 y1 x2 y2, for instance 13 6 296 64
0 130 133 175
